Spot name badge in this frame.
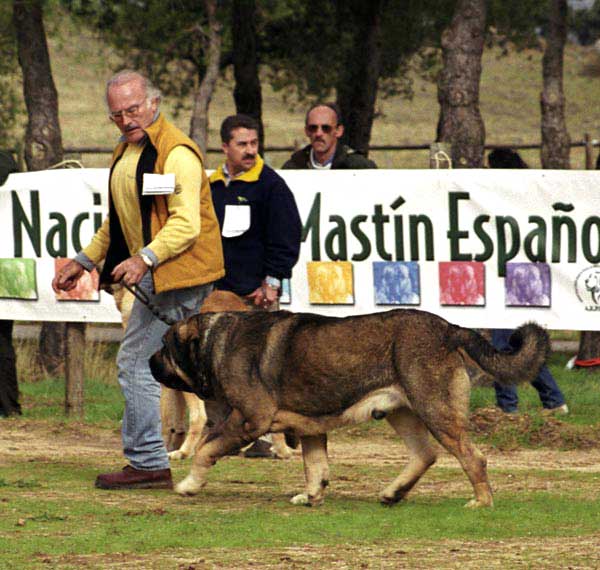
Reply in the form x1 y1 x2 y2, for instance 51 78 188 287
222 205 250 238
142 173 175 195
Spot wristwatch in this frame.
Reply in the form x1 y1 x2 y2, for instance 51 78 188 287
138 253 154 268
264 276 281 290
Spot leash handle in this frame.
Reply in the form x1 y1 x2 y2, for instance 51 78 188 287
120 280 177 326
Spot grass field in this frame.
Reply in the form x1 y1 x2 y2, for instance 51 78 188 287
1 344 600 568
7 10 600 170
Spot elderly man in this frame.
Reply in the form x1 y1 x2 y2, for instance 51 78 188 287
210 114 301 457
282 102 377 170
53 70 224 489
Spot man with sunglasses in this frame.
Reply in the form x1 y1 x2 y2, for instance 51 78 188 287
282 103 377 170
53 70 224 490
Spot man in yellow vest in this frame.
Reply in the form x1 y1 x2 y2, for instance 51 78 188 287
53 70 224 490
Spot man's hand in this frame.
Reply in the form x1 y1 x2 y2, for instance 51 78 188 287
247 280 279 309
52 260 85 293
111 255 149 287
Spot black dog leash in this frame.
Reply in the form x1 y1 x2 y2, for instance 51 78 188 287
120 281 178 326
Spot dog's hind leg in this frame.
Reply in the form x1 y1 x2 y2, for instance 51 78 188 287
430 427 492 508
169 394 207 461
290 434 329 507
175 408 255 496
379 408 437 506
417 367 494 508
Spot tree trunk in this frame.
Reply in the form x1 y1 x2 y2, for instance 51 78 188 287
189 0 223 156
335 0 384 155
540 0 570 169
436 0 486 168
232 0 264 155
13 0 63 170
13 0 65 376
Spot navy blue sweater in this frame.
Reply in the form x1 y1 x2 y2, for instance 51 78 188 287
209 158 302 296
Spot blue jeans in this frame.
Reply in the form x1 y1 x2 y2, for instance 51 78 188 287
117 271 213 470
492 329 565 413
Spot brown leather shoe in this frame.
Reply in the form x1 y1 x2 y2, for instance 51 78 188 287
95 465 173 490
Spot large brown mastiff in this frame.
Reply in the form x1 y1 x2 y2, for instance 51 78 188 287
150 308 549 508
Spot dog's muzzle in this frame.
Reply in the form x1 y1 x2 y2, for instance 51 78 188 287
149 350 195 393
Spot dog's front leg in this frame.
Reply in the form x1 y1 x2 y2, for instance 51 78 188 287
290 434 329 507
175 408 250 496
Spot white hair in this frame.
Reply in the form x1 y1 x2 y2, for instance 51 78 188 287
105 69 162 107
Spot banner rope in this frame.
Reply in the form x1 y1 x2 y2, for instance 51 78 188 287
48 159 85 170
433 150 452 169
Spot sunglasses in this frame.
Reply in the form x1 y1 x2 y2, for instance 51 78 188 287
306 124 336 134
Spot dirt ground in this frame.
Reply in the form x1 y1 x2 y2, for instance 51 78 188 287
2 414 600 570
3 417 600 482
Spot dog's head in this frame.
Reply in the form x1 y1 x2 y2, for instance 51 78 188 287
151 291 251 398
150 314 222 399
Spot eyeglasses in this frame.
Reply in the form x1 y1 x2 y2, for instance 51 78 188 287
306 124 336 134
108 99 147 121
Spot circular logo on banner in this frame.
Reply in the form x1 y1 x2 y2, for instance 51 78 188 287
575 266 600 310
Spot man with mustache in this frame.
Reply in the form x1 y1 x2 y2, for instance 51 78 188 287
53 70 224 489
282 103 377 169
210 114 301 457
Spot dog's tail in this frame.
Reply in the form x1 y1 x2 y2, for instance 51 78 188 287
447 322 551 386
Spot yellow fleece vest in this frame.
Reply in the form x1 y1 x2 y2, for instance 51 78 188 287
111 114 224 293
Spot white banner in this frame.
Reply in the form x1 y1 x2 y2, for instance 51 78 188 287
1 168 600 330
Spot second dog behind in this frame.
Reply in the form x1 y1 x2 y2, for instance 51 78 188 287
112 286 294 461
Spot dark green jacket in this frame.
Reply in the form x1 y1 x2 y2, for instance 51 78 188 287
281 143 377 170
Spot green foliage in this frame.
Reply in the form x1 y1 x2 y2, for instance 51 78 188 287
260 0 550 106
570 0 600 45
61 0 229 114
261 0 454 103
487 0 547 49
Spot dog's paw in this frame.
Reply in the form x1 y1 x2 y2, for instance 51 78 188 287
464 497 494 509
175 476 205 496
290 493 324 507
379 485 407 506
168 450 189 461
290 493 309 506
272 448 293 460
379 493 402 507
